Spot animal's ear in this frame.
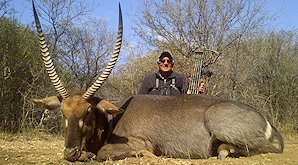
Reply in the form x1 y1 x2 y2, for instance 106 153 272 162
32 96 62 112
96 99 124 115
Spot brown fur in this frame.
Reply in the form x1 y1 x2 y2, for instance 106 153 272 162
33 94 283 162
96 94 283 161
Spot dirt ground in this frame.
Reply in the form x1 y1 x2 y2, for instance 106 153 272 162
0 132 297 165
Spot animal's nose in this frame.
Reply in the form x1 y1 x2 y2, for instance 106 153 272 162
64 147 80 162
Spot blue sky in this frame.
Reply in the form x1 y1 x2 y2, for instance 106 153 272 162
10 0 142 40
265 0 298 30
9 0 298 39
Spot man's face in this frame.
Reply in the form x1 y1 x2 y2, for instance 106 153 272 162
158 57 174 73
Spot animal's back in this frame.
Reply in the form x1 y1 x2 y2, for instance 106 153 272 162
112 95 223 158
105 94 283 159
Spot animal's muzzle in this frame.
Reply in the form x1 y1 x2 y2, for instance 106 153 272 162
64 147 81 162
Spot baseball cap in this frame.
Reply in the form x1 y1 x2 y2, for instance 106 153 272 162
158 51 173 61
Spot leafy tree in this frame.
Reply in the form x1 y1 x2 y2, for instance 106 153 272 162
0 0 12 18
0 18 50 132
207 31 298 129
34 0 120 92
134 0 270 66
106 49 158 99
57 19 117 91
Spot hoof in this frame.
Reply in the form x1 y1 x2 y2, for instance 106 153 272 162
130 150 156 158
218 150 229 160
217 143 237 160
78 151 95 162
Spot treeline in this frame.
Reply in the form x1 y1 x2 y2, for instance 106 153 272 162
0 18 53 131
107 30 298 133
0 0 297 134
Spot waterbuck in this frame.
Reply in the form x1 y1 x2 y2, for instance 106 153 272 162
31 1 284 162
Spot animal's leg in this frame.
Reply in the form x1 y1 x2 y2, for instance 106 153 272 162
97 138 155 161
97 143 132 161
129 149 157 158
77 151 96 161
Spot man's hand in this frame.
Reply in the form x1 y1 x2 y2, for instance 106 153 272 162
198 82 205 94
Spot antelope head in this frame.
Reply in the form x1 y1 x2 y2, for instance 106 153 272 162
31 1 123 161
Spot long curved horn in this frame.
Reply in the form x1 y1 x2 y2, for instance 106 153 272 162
32 1 69 99
82 3 123 100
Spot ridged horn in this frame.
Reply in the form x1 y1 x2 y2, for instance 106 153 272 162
32 1 69 99
82 3 123 100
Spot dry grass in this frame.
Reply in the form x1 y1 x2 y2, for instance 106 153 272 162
0 131 298 165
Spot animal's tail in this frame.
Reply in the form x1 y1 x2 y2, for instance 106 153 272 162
258 121 284 154
270 124 284 153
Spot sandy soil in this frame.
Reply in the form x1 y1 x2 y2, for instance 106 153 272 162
0 132 297 165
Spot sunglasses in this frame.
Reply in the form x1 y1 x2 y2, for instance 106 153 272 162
159 59 173 64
